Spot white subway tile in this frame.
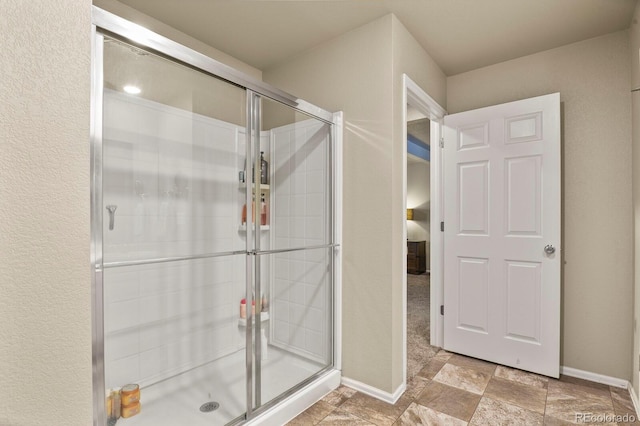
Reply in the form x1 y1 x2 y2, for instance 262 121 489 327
305 330 325 359
290 218 305 240
139 347 168 380
104 269 140 303
307 171 324 194
105 329 140 362
290 304 305 325
274 320 291 345
289 283 305 305
305 308 325 333
274 258 289 280
305 194 325 217
139 322 165 352
305 283 326 310
290 260 305 282
105 353 140 390
291 174 306 195
106 299 140 332
139 294 165 324
305 217 324 241
273 299 289 322
275 195 291 217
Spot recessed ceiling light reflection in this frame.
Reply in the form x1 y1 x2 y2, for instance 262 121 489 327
123 85 141 95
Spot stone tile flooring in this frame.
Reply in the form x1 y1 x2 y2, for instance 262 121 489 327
287 350 640 425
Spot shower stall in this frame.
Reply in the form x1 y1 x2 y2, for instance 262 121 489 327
91 8 341 426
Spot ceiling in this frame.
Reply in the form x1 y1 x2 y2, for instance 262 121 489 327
113 0 636 76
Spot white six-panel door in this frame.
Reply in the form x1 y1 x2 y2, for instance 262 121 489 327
443 93 561 377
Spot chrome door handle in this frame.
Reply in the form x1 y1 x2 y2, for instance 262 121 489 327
106 205 118 231
544 244 555 255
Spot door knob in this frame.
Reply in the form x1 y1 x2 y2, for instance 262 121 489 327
544 244 555 255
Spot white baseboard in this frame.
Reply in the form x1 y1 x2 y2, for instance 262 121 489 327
560 366 627 389
247 369 341 426
341 376 406 404
628 381 640 420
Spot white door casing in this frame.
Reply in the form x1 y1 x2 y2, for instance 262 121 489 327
443 93 561 378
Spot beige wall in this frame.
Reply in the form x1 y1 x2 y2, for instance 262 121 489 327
630 0 640 396
264 13 446 393
265 15 397 392
0 1 93 425
93 0 262 80
448 31 633 381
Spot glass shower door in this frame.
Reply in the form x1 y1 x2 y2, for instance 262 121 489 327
247 96 335 413
93 17 337 425
98 36 249 425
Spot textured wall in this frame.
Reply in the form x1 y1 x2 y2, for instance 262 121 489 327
0 1 92 425
448 31 632 381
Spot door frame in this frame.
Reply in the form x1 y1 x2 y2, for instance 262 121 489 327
402 75 446 383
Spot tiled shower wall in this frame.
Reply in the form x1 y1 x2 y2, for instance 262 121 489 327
102 91 247 389
101 91 330 390
270 120 332 364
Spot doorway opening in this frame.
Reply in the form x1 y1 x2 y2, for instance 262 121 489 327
406 113 432 378
402 75 446 386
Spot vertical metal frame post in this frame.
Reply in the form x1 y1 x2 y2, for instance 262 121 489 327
90 26 106 426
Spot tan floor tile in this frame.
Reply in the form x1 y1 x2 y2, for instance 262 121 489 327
610 387 640 424
611 386 636 413
287 400 335 425
558 375 610 393
318 408 376 425
337 385 358 398
483 376 547 414
493 365 548 389
469 397 542 426
433 363 492 395
544 414 617 425
414 380 481 422
322 389 350 407
416 359 446 380
545 379 615 423
339 392 409 426
447 354 497 375
404 376 429 400
395 402 468 426
433 350 454 363
542 415 576 425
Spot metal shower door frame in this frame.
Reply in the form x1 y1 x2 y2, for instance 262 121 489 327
90 6 339 426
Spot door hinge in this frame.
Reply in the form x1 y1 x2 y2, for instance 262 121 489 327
440 221 444 232
440 305 444 315
439 137 444 148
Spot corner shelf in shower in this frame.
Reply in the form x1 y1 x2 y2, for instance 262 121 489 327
238 183 270 192
237 312 270 327
238 224 270 231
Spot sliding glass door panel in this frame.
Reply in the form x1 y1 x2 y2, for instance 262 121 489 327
256 247 334 409
100 36 248 426
94 25 336 426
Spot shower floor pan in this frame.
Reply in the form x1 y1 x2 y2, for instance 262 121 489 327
117 346 323 426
